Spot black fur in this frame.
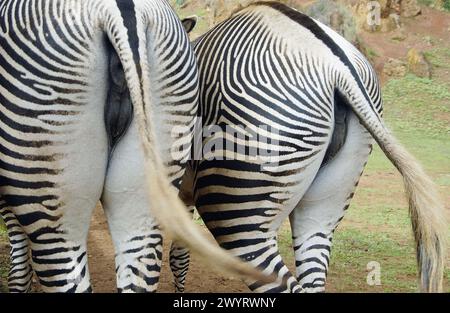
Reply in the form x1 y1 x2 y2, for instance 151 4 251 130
105 40 134 157
322 91 349 166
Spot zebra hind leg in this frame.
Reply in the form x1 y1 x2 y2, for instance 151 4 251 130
1 209 33 293
243 233 302 293
193 132 330 292
195 180 318 292
169 241 190 293
102 117 164 293
169 206 194 293
289 111 373 292
195 192 303 292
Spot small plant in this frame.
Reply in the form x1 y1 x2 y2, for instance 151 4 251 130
418 0 450 11
443 0 450 11
417 0 434 6
0 221 5 234
366 47 379 59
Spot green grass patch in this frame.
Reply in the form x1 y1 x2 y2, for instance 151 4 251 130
444 0 450 11
371 74 450 172
418 0 450 11
0 220 6 235
329 228 419 292
417 0 434 6
424 47 450 69
366 47 380 61
345 205 411 230
0 224 7 292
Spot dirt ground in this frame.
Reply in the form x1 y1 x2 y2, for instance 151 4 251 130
88 204 251 293
358 6 450 82
0 203 253 293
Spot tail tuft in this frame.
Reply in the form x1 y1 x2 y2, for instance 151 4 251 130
379 131 447 292
100 4 277 287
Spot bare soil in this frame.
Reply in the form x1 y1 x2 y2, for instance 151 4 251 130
358 7 450 82
88 204 249 293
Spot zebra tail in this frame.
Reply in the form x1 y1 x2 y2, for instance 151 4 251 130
100 9 275 285
339 79 448 292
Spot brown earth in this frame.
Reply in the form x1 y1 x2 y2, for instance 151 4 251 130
358 6 450 82
88 204 250 293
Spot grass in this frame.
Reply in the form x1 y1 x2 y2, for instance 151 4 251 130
330 229 418 292
0 223 6 292
169 0 213 39
366 47 380 61
418 0 450 11
442 0 450 11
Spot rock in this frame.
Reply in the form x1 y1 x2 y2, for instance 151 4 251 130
351 0 402 32
391 27 407 41
389 13 402 29
423 35 434 46
407 49 432 78
379 14 399 32
383 58 408 78
401 0 422 17
306 0 358 43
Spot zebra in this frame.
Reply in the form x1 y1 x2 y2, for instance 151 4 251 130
170 2 447 293
0 0 263 293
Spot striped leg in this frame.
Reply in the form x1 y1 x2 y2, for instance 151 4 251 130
169 206 194 293
195 150 329 293
196 183 301 292
290 112 373 292
27 138 107 293
1 111 108 294
242 232 301 293
0 209 33 293
211 225 300 293
102 120 163 293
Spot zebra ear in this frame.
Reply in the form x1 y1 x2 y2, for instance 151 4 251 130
181 16 198 33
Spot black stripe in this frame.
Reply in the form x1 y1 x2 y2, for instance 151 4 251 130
256 2 377 115
115 0 141 77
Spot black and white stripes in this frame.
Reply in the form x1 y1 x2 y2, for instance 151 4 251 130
0 0 200 293
1 0 100 292
172 2 383 293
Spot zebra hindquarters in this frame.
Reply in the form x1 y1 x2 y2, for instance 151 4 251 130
100 1 199 293
290 111 373 292
0 4 112 291
193 132 330 293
